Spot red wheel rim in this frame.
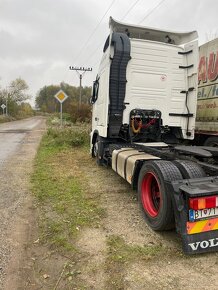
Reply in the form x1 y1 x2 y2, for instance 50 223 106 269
141 172 162 217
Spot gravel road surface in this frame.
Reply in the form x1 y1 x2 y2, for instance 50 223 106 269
0 117 46 289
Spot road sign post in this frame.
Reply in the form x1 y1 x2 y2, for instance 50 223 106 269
60 102 63 127
54 90 69 127
1 104 6 115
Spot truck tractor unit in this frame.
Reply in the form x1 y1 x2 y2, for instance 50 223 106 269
90 17 218 254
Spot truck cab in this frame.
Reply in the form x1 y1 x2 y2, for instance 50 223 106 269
91 17 198 150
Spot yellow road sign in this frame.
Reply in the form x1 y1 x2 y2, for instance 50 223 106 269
54 90 69 103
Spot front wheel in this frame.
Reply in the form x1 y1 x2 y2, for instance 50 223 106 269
92 136 105 166
138 160 182 231
91 141 98 158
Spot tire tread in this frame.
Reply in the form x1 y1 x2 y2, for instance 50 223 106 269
173 160 206 179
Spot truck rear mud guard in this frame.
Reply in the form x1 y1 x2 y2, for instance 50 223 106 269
169 176 218 254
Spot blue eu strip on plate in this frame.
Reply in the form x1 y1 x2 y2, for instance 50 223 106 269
189 209 195 222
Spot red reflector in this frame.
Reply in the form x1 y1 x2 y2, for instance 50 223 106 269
189 196 217 210
206 196 216 209
189 198 198 210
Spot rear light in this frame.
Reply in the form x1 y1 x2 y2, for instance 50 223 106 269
189 196 218 210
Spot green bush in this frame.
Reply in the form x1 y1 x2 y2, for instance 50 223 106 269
62 113 71 121
67 102 91 123
0 115 15 123
46 103 91 124
47 126 89 148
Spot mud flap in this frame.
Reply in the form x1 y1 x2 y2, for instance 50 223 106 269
167 176 218 254
182 231 218 254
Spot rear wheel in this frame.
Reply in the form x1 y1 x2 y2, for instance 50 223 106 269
204 136 218 147
138 160 182 231
204 137 218 147
173 160 206 179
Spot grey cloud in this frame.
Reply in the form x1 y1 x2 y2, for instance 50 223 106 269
0 0 218 102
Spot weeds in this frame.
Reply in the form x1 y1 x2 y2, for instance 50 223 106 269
107 235 163 263
105 235 163 289
32 123 103 253
0 115 16 123
46 126 90 148
32 122 164 289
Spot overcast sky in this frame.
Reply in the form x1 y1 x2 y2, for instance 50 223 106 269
0 0 217 105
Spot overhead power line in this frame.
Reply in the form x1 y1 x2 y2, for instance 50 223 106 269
84 42 103 64
138 0 167 24
69 0 168 86
121 0 141 21
84 0 168 68
72 0 116 63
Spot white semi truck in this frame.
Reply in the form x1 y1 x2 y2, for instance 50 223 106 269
90 17 218 254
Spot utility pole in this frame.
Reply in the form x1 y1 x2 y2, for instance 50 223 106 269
69 66 92 108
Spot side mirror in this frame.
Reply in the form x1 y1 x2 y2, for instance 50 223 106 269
90 78 99 104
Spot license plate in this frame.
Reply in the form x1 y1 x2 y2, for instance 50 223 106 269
189 207 218 221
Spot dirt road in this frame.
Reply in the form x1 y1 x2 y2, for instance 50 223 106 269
0 117 46 289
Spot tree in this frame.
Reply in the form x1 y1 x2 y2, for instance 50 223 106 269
0 77 32 117
35 83 92 113
35 85 60 112
9 78 30 102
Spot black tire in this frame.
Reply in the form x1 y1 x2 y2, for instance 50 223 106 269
204 137 218 147
91 140 98 158
91 133 99 158
138 160 182 231
96 141 104 165
92 136 105 166
173 160 206 179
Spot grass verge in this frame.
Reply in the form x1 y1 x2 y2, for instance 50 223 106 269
31 123 165 289
106 235 163 289
107 235 163 263
31 125 103 253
